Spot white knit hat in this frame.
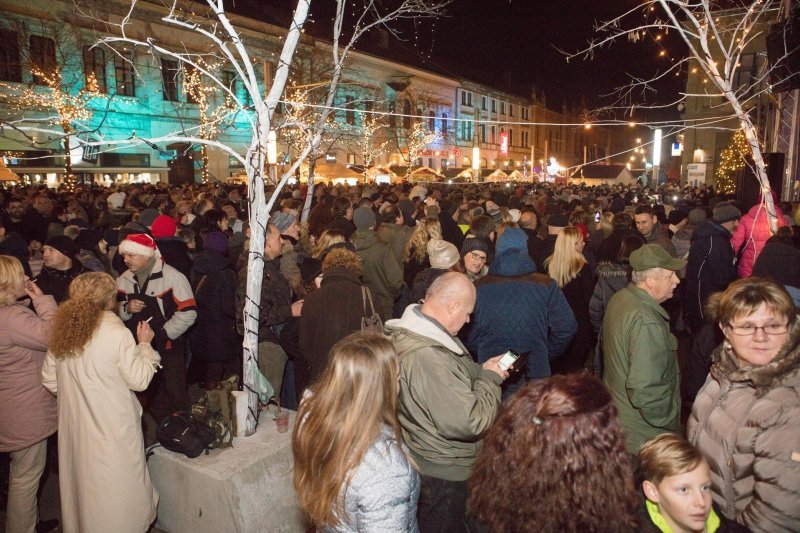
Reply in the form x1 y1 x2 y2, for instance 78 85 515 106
118 233 159 258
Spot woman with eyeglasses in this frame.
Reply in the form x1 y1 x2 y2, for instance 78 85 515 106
688 277 800 532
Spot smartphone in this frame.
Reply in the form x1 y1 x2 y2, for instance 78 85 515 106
497 349 520 371
594 212 601 223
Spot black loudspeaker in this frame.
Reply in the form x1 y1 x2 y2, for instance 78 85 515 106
736 152 786 211
766 13 800 93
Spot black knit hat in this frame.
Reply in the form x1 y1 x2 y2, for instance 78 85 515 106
44 235 79 258
460 236 492 258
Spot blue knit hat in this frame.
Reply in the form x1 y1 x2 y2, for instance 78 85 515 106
489 228 536 276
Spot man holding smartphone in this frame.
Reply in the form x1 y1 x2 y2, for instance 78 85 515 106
387 272 508 533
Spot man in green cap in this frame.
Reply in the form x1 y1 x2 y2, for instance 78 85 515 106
602 244 686 456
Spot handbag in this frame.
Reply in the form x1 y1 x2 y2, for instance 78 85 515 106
361 285 384 335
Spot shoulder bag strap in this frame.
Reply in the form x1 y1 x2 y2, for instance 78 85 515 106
363 285 377 316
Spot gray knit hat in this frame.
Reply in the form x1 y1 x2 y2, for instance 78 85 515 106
427 239 460 269
712 202 741 224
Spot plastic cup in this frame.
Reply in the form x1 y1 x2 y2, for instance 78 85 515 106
275 412 289 433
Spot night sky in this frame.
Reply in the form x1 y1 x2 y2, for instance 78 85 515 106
413 0 687 115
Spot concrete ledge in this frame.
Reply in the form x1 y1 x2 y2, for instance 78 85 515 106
148 410 306 533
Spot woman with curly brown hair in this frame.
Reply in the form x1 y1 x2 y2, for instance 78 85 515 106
41 272 161 533
296 248 368 401
467 373 639 533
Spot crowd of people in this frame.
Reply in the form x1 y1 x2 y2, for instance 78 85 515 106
0 177 798 532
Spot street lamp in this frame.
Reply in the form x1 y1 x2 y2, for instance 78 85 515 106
471 145 480 182
267 129 278 185
651 129 662 189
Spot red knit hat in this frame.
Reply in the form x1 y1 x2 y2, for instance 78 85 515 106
150 215 178 238
119 233 159 258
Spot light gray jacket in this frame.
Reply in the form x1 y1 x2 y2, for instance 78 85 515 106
324 426 421 533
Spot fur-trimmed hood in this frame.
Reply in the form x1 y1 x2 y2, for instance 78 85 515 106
595 260 629 279
711 314 800 397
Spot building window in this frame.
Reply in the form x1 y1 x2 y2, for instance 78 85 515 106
734 53 757 96
509 104 514 117
29 35 56 85
345 96 355 125
0 30 21 82
461 91 466 105
441 158 448 169
467 92 472 107
403 100 412 129
114 52 135 97
184 65 201 104
82 46 107 93
491 125 496 144
481 96 487 111
522 107 529 120
522 131 529 148
491 99 497 113
347 153 356 164
428 110 435 132
428 157 434 168
441 113 448 140
480 124 486 143
500 101 505 115
509 129 514 147
161 58 179 101
388 101 396 128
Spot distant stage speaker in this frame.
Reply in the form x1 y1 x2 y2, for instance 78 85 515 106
766 13 800 93
736 152 786 210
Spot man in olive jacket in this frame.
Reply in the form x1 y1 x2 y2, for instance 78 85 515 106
350 207 403 320
602 244 686 455
387 272 508 533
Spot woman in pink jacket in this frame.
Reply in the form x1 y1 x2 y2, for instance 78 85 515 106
0 256 58 533
730 199 787 278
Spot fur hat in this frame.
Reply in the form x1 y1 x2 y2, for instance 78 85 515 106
44 235 78 259
119 233 159 258
427 239 460 269
150 215 178 238
352 207 376 230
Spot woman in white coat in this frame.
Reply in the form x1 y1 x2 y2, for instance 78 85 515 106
41 272 161 533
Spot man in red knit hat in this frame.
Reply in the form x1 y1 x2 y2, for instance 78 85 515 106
116 233 197 425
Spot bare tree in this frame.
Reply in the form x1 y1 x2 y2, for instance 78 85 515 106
566 0 795 231
92 0 448 434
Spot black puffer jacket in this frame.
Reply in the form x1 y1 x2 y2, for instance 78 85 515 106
589 261 630 334
684 220 737 325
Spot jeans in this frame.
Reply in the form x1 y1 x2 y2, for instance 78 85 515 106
418 475 469 533
5 439 47 533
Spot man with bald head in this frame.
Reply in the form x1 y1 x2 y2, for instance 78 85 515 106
386 272 508 532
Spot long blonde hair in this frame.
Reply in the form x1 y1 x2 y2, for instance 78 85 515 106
49 272 117 358
544 226 587 288
312 229 345 259
0 256 25 306
403 217 441 263
292 333 404 528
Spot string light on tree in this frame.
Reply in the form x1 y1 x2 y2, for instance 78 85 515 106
715 129 749 194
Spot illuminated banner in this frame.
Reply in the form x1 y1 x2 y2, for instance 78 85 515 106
500 132 508 155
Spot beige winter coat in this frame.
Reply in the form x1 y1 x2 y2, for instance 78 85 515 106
688 317 800 533
42 311 161 533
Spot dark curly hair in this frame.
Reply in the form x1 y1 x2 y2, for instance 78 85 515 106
467 374 639 532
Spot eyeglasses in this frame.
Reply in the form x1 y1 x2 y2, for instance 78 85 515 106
468 252 488 262
726 323 789 336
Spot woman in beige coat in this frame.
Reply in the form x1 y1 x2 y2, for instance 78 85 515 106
0 256 58 533
688 277 800 532
41 272 161 533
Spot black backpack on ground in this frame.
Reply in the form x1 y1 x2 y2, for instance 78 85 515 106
156 412 215 458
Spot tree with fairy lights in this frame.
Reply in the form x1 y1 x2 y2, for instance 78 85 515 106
715 129 749 194
0 23 105 191
82 0 448 435
567 0 798 232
